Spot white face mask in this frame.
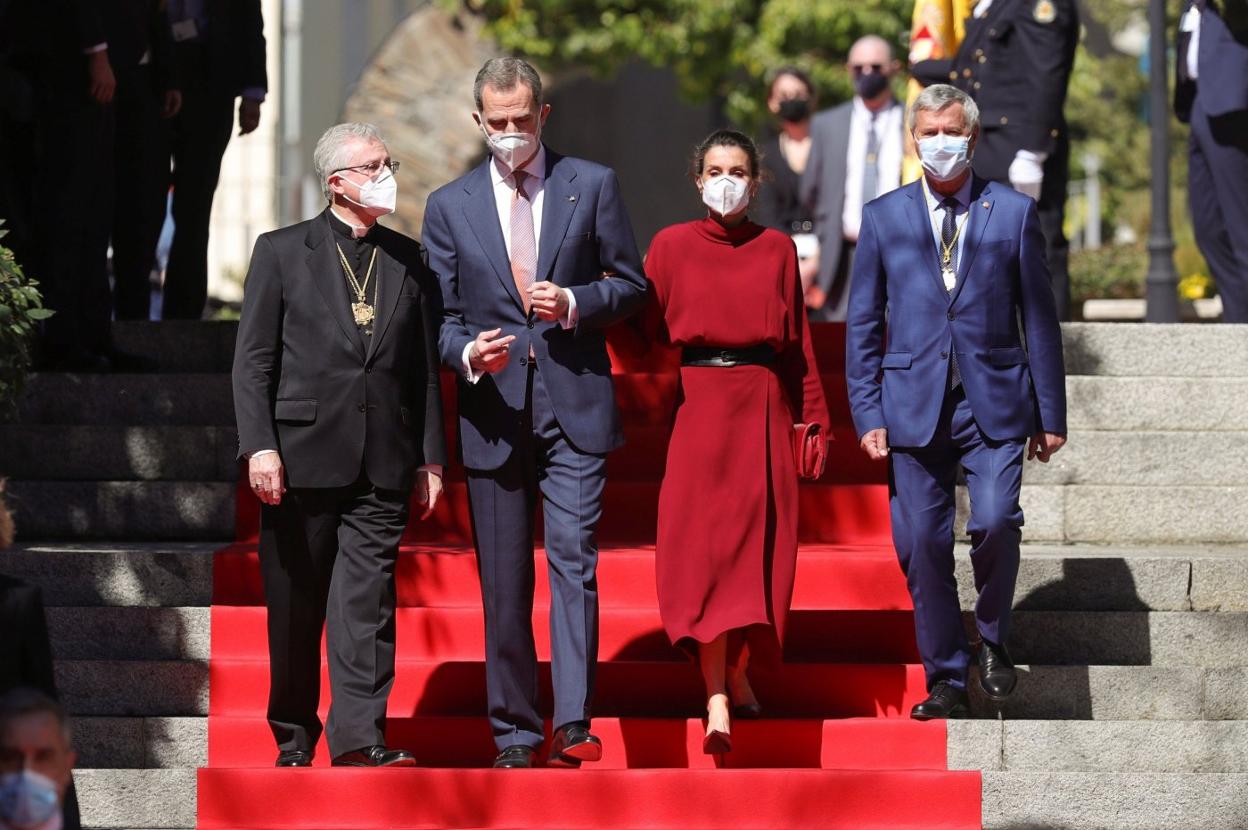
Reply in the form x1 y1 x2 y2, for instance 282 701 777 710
0 771 61 830
917 133 972 182
342 170 397 216
480 121 540 170
701 174 751 216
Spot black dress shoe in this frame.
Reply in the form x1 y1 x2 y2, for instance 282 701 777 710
732 702 763 720
330 745 416 767
978 639 1017 701
910 681 971 720
493 745 537 768
275 750 312 767
547 722 602 768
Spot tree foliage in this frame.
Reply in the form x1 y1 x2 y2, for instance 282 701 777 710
457 0 912 127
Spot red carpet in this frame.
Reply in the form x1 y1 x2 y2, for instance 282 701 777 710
201 323 982 829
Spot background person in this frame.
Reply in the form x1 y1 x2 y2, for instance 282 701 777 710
755 67 819 296
800 35 905 321
644 129 830 754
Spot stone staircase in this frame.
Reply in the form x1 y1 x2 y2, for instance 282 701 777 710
1 321 1246 829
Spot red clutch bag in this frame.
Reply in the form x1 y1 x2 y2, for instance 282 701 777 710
793 422 827 481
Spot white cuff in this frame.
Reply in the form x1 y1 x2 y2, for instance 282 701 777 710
461 342 481 384
1014 149 1049 165
84 43 108 55
418 464 444 478
248 449 277 459
559 288 579 330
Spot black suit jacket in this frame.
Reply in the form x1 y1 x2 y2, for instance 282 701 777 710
913 0 1078 158
1175 0 1248 123
232 210 448 491
202 0 266 95
0 575 57 698
104 0 178 90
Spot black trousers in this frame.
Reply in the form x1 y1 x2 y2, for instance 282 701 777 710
161 44 235 319
1189 96 1248 323
110 65 171 320
24 58 113 356
258 472 411 757
974 130 1072 321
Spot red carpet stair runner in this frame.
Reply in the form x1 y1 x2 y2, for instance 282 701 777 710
198 323 983 829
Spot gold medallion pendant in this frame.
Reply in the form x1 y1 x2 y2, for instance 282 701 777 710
942 267 957 289
353 302 375 327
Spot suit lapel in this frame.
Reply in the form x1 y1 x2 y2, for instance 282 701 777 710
462 160 525 312
905 181 949 297
949 177 995 307
306 212 366 360
535 152 578 284
364 231 403 364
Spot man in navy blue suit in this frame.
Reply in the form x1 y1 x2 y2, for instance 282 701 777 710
846 84 1067 719
422 57 647 768
1175 0 1248 323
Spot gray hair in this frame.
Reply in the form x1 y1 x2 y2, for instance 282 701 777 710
473 57 543 112
908 84 980 134
313 122 386 202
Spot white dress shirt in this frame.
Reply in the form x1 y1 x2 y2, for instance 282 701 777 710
920 175 974 291
1182 4 1203 80
842 98 904 242
461 144 577 383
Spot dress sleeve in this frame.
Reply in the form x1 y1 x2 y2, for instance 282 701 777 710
779 238 832 434
637 235 673 347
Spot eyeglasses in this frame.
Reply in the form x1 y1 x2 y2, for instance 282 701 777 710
850 64 885 75
332 160 400 177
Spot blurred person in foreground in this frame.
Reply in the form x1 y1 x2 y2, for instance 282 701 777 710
232 122 447 768
800 35 906 321
0 689 77 830
643 129 830 754
846 84 1066 720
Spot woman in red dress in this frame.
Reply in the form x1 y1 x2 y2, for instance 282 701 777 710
644 130 831 753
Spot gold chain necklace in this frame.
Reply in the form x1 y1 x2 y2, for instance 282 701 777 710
335 241 378 328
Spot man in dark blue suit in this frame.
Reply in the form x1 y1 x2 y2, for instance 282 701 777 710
846 84 1067 719
422 57 647 768
1176 0 1248 323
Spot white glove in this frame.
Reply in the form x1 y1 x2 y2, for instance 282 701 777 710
1008 150 1046 201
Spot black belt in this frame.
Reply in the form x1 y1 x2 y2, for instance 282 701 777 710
681 345 776 367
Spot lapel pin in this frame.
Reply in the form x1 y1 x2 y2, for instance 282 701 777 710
981 201 990 209
568 196 577 202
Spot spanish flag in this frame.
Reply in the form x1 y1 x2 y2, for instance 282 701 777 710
903 0 974 182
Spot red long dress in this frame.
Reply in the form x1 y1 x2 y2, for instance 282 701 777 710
645 216 831 661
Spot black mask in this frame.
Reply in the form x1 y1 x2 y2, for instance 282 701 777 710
777 97 811 123
854 72 890 100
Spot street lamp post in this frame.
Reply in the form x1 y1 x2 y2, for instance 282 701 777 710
1145 0 1180 322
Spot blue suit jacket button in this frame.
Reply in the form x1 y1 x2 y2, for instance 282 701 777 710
947 312 955 321
940 351 948 360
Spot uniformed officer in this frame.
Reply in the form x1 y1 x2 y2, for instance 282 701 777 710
913 0 1079 319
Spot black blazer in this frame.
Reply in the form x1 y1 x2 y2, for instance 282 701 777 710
232 210 448 492
0 575 57 698
204 0 266 95
913 0 1079 158
1175 0 1248 123
104 0 178 90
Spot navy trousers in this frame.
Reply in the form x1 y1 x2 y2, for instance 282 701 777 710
1189 95 1248 324
888 387 1026 691
465 362 606 751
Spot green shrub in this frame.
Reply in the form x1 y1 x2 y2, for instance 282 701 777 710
0 220 52 418
1069 243 1147 304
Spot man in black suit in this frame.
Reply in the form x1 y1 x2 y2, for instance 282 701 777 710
104 0 181 321
232 122 447 768
0 0 117 369
161 0 266 319
913 0 1079 320
1176 0 1248 323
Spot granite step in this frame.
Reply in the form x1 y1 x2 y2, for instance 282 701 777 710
18 373 234 426
4 481 235 540
0 425 239 481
